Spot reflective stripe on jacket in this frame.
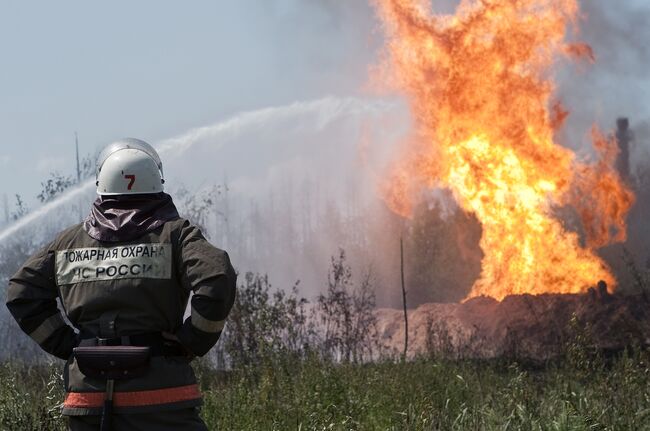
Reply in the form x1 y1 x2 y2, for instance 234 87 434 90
64 384 201 409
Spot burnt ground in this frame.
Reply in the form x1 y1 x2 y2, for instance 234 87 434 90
376 287 650 361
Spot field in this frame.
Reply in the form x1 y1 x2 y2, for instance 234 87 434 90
1 350 650 431
2 269 650 430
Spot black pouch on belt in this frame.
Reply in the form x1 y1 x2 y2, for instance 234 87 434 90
73 346 151 380
73 346 151 431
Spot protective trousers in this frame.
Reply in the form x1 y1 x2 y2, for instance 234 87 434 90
68 408 208 431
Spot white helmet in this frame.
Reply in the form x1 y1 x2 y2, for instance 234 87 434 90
96 138 165 195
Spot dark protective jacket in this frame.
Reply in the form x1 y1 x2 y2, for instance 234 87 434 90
5 193 237 415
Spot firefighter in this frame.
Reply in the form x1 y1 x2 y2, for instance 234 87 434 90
6 138 236 430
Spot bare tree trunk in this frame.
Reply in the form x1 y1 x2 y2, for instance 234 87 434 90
400 236 408 360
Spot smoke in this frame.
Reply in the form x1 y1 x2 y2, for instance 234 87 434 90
556 0 650 289
581 0 650 79
161 95 406 298
559 0 650 152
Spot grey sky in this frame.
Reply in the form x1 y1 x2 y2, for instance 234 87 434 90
0 1 378 203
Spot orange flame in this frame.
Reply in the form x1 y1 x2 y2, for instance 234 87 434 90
372 0 635 301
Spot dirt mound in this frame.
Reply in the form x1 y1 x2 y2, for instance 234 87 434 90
377 290 650 360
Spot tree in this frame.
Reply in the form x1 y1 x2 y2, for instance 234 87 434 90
317 249 378 363
37 172 74 203
405 200 482 304
79 153 95 182
10 195 28 221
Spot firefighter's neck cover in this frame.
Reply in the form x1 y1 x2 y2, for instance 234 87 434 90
84 192 179 242
6 192 237 417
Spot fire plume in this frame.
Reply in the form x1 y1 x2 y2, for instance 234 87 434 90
372 0 635 301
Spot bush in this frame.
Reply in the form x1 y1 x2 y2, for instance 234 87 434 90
317 249 379 363
217 249 380 372
219 272 316 371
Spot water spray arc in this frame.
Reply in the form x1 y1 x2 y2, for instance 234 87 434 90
0 97 391 247
0 181 95 245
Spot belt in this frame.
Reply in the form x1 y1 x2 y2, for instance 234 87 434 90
78 332 186 357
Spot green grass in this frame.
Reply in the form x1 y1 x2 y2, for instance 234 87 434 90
4 352 648 431
198 354 650 430
0 362 63 431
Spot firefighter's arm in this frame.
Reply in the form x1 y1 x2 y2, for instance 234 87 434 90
175 221 237 357
5 244 77 360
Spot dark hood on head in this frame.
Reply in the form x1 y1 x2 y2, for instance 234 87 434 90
83 193 180 242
